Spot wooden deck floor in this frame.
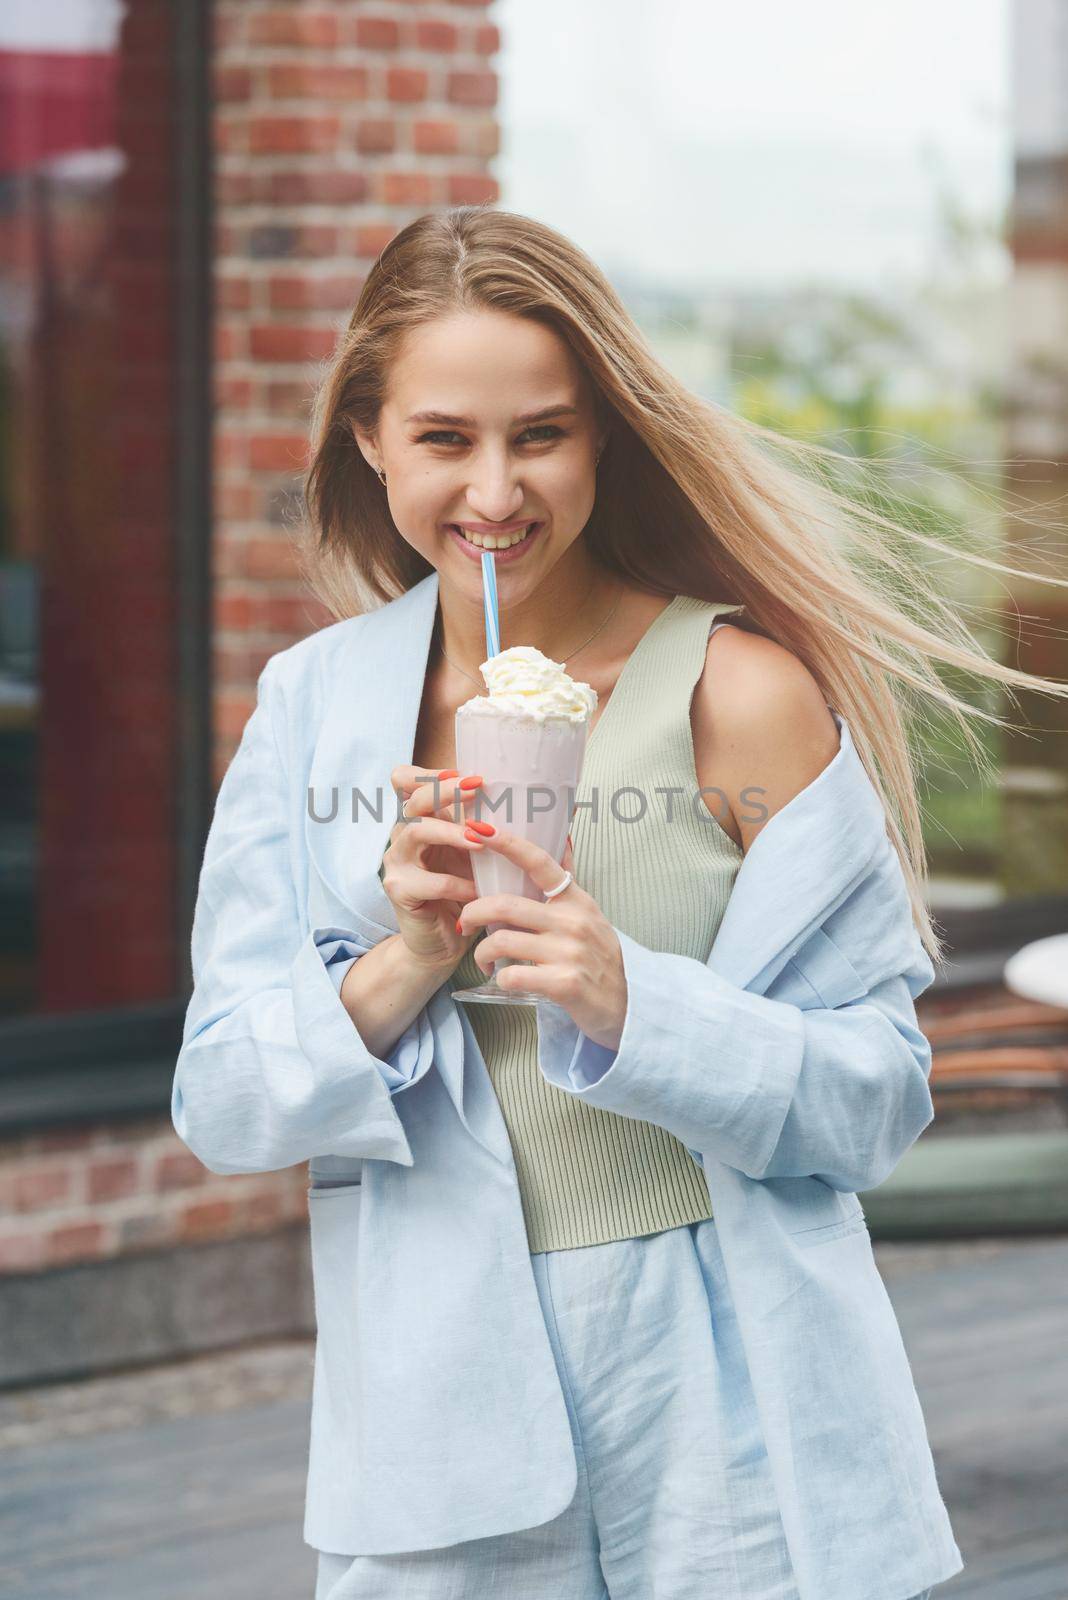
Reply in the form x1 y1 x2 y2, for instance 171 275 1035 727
0 1235 1065 1599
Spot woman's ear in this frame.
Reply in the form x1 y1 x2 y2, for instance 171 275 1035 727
351 423 380 475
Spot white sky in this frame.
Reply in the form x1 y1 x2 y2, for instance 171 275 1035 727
494 0 1011 291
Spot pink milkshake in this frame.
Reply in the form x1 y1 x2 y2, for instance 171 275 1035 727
452 645 596 1004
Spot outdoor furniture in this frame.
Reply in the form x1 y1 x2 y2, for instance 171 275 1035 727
859 937 1068 1237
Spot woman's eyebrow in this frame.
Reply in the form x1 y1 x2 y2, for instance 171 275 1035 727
406 404 580 427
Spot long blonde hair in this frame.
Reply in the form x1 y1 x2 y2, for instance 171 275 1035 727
303 204 1068 965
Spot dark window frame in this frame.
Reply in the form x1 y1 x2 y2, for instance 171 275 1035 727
0 0 212 1135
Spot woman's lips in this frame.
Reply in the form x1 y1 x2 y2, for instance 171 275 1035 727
446 523 544 564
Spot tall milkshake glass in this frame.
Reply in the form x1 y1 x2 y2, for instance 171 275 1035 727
451 647 595 1006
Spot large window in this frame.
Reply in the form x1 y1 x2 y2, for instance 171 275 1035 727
0 0 209 1114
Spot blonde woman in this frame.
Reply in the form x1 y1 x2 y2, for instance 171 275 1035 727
173 206 1067 1600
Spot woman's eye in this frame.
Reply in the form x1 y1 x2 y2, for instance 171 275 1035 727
416 426 565 446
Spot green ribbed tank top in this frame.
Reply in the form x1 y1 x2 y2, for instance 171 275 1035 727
449 594 746 1254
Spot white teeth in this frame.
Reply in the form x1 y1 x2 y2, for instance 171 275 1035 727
457 524 535 550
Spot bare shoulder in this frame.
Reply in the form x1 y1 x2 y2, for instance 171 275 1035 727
692 623 840 852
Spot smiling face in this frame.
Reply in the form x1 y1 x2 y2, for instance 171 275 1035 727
353 309 608 603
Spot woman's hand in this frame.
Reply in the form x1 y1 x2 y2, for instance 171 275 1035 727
381 767 488 971
456 831 628 1050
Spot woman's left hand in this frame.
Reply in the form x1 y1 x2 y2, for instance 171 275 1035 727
457 831 627 1051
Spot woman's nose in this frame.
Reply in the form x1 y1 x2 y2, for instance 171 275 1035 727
464 459 524 522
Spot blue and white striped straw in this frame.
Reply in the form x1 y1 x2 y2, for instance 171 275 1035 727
481 550 500 658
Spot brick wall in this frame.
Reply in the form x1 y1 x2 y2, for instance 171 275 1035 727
212 0 500 788
0 1120 309 1275
0 2 500 1306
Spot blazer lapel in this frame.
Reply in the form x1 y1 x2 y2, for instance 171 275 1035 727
706 713 887 994
305 570 441 941
303 569 515 1168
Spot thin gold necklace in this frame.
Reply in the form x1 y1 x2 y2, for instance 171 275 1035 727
434 582 624 688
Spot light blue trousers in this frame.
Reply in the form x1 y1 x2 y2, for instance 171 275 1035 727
314 1218 935 1600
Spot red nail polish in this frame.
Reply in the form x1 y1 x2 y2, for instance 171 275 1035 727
438 769 459 779
466 820 495 836
464 826 487 843
459 774 483 790
455 918 463 934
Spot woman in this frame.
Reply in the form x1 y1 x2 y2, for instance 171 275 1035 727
173 207 1067 1600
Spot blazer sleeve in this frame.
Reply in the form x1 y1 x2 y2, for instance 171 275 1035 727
171 659 435 1176
534 923 936 1196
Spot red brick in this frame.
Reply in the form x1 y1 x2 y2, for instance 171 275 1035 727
269 274 361 311
356 118 396 155
415 19 459 51
386 67 429 103
413 119 460 156
213 746 233 790
249 324 338 363
216 376 253 413
214 321 246 363
215 590 255 631
217 694 257 744
214 116 245 157
448 172 498 205
179 1198 236 1240
214 429 248 473
216 170 254 207
470 117 500 159
12 1166 72 1212
217 273 252 312
215 65 252 103
243 537 303 581
249 115 340 155
267 64 369 101
213 12 244 50
154 1150 209 1191
354 15 400 49
473 23 501 54
447 70 497 107
247 11 340 47
232 1188 287 1229
48 1221 107 1267
264 377 317 416
354 222 400 257
87 1155 140 1203
382 170 434 206
249 431 312 473
261 170 368 206
263 595 319 634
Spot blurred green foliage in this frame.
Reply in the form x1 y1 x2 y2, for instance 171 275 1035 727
726 285 1007 880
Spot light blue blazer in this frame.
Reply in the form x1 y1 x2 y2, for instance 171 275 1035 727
173 570 964 1600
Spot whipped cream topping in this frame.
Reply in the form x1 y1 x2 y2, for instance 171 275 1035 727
456 645 597 724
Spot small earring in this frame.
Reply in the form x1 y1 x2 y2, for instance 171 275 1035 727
377 466 387 487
